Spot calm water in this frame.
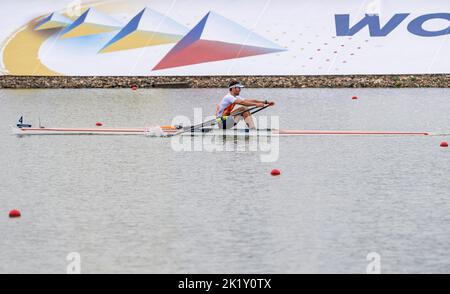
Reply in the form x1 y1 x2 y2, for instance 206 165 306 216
1 88 450 274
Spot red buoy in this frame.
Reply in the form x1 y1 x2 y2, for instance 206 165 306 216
131 86 138 91
352 96 358 100
441 142 449 148
96 122 103 127
9 210 21 218
271 169 281 176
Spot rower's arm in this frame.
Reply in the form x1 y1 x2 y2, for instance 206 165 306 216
235 99 275 106
245 99 265 103
234 99 264 107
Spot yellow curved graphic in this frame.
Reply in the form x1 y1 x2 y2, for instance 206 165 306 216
2 17 61 75
1 0 108 76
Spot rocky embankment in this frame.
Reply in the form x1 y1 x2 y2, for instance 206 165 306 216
0 75 449 88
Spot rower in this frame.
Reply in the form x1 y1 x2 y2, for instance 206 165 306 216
215 81 275 129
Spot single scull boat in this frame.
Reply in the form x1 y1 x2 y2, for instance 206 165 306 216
11 125 439 137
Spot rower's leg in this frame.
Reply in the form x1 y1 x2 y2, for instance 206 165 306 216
242 111 256 129
232 107 256 129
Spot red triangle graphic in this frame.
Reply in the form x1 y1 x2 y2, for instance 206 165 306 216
153 40 282 71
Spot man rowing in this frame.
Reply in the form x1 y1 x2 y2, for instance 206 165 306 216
216 81 275 129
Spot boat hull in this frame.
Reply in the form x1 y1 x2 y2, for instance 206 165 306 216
11 126 434 137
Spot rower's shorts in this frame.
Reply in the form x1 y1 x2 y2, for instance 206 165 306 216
217 115 242 129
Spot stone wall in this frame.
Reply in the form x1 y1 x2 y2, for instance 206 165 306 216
0 75 449 88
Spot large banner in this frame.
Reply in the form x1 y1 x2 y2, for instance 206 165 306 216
0 0 449 76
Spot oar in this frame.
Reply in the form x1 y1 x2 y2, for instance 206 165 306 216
181 106 259 134
167 105 269 136
248 104 270 116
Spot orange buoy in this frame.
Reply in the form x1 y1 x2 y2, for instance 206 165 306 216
9 209 21 218
441 142 449 148
96 122 103 127
271 169 281 176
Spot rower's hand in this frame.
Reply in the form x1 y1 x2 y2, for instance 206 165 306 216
256 102 265 108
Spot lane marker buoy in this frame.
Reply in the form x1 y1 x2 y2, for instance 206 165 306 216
271 169 281 176
9 210 21 218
